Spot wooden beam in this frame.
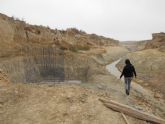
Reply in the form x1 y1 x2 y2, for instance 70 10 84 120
99 98 165 124
121 113 130 124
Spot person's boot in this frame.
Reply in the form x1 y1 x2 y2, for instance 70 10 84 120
127 90 129 95
126 90 129 95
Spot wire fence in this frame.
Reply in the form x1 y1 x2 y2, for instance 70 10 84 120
22 46 65 82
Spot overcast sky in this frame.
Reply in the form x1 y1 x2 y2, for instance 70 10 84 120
0 0 165 41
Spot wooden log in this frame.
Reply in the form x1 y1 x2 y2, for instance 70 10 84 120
99 98 165 124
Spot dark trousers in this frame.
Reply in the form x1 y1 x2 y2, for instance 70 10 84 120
124 77 132 92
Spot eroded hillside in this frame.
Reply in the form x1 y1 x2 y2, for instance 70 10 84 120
0 13 126 83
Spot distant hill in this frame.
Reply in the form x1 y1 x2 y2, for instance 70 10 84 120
145 33 165 52
120 40 148 52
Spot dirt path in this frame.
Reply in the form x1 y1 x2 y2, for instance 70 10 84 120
106 59 152 97
105 54 165 119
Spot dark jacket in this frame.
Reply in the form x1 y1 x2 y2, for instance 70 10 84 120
120 64 136 78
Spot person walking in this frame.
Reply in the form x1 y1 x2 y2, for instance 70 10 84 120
120 59 136 95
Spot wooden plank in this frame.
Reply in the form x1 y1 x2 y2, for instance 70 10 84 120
99 98 165 124
121 113 130 124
